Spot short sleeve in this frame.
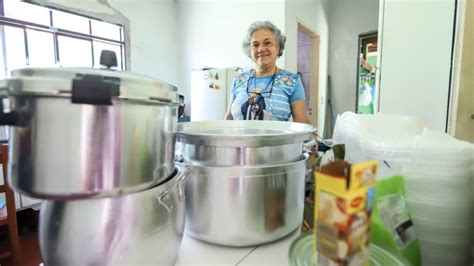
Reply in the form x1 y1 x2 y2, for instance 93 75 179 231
230 78 238 101
289 76 306 103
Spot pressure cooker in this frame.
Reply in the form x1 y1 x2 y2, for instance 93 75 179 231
0 66 180 199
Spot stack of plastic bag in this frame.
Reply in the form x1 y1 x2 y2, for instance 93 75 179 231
333 112 474 266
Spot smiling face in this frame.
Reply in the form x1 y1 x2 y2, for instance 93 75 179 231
250 28 279 72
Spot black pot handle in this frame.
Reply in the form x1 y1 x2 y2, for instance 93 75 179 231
0 110 19 125
0 97 27 126
72 74 120 105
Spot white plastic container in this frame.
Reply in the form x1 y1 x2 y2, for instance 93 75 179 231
413 219 471 244
405 198 472 221
404 177 472 201
419 240 471 266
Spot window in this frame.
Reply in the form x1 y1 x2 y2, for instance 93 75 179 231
0 0 126 78
52 9 90 34
57 35 93 67
26 29 55 67
4 0 50 26
0 26 26 76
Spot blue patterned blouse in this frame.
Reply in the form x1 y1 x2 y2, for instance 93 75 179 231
229 69 305 121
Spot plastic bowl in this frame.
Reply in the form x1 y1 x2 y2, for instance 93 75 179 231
404 178 473 201
411 214 472 229
413 218 472 244
419 240 471 266
406 187 473 204
405 198 473 222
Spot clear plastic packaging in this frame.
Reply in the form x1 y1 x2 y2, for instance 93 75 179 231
332 112 474 264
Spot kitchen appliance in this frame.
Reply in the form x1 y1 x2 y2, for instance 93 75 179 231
179 154 308 246
0 67 181 199
39 167 190 266
190 67 241 121
175 120 315 166
175 120 315 246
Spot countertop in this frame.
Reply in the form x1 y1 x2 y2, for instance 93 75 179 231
175 228 302 266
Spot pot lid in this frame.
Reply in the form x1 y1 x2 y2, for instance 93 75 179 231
2 67 180 105
176 120 316 147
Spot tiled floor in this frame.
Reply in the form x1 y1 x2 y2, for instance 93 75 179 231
0 209 42 266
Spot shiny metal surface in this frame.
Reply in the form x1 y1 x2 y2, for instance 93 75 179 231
180 154 308 246
39 167 189 266
8 95 177 199
11 67 181 102
175 141 303 166
176 121 315 166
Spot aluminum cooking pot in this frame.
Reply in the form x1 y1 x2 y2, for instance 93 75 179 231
39 167 189 266
0 67 180 199
175 120 315 166
178 154 308 246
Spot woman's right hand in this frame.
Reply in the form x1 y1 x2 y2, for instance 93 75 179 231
224 100 234 120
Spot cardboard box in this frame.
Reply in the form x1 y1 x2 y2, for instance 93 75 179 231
314 160 377 266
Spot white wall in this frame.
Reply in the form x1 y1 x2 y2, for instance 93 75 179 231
327 0 379 116
111 0 180 85
40 0 181 87
40 0 332 126
378 0 455 131
285 0 329 134
177 0 285 114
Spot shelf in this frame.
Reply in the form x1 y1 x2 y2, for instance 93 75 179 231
0 185 5 193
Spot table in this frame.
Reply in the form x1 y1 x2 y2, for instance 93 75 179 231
175 229 302 266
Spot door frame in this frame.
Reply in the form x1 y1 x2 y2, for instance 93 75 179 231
355 30 378 114
297 22 320 126
448 0 472 140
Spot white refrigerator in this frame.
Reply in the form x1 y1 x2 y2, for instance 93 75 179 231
191 67 242 121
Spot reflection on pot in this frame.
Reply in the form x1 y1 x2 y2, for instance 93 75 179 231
39 167 189 266
264 175 287 232
180 154 308 247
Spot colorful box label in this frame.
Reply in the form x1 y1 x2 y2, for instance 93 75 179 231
314 160 377 266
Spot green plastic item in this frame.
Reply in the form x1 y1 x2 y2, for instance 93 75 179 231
289 232 409 266
371 175 421 266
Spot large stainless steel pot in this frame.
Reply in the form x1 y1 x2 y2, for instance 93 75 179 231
175 121 315 166
178 154 308 246
0 67 180 199
39 167 189 266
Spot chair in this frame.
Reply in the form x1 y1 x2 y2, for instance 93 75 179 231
0 144 21 265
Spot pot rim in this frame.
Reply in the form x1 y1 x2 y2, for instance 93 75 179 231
40 167 185 202
176 121 316 147
176 153 308 175
1 67 181 105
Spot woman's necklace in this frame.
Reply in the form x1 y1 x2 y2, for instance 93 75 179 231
247 66 278 96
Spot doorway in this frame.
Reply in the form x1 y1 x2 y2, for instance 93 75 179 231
297 23 320 126
449 0 473 143
356 31 378 114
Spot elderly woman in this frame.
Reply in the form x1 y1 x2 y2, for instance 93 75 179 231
225 21 311 124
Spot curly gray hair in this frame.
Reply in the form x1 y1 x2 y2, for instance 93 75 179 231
242 21 286 58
